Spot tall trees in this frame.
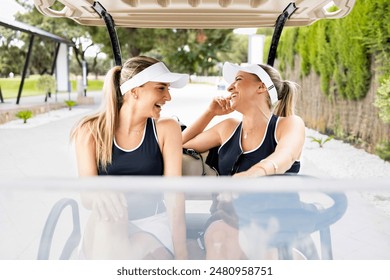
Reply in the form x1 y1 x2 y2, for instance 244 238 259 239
4 1 239 77
0 27 25 77
153 29 235 76
14 0 102 76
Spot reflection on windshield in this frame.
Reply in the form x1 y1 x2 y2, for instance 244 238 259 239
2 180 389 260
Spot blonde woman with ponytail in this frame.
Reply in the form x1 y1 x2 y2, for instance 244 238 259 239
71 56 189 260
182 62 305 259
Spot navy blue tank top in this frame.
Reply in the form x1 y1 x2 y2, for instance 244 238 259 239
218 114 300 175
98 118 165 220
98 117 163 176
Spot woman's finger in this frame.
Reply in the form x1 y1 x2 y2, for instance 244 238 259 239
109 192 127 219
93 196 109 221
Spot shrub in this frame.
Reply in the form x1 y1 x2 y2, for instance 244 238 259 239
15 110 33 124
64 100 77 111
375 141 390 161
374 77 390 123
308 135 334 148
36 74 56 94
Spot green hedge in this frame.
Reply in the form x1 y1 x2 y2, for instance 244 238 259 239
374 77 390 123
276 0 390 102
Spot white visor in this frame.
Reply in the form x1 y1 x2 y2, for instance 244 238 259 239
223 62 278 105
120 62 189 95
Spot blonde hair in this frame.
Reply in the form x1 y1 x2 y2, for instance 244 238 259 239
70 56 159 170
258 64 299 117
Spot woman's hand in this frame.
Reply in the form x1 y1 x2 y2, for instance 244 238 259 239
232 167 266 178
89 191 128 221
232 171 252 178
208 96 234 116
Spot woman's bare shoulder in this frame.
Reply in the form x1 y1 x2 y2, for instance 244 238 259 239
278 115 305 127
155 117 182 133
73 122 95 145
276 115 305 139
156 116 181 126
212 117 241 140
215 117 240 129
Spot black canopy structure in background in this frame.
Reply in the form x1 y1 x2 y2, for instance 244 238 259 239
0 17 74 104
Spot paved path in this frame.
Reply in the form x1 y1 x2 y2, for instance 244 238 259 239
0 84 389 260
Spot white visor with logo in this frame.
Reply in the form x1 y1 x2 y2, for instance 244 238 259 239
120 62 189 95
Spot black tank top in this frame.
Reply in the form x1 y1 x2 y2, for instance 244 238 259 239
98 117 165 220
218 115 300 175
98 117 164 176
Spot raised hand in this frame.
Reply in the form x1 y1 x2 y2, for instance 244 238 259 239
208 96 234 116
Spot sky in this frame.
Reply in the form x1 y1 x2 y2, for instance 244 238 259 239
0 0 26 19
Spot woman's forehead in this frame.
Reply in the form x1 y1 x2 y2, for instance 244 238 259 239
145 81 169 87
236 71 260 81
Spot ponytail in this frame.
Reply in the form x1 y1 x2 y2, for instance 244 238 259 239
273 80 299 117
259 64 299 117
70 66 123 170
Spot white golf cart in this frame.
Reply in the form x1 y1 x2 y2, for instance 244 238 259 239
29 0 364 260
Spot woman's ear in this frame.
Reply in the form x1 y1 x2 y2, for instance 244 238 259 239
130 88 139 99
257 82 267 93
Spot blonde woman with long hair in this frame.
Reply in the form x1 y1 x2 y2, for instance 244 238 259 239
71 56 189 259
183 62 305 259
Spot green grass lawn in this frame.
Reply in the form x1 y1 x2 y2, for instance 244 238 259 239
0 76 103 99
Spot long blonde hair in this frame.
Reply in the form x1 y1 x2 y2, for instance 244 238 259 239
70 56 159 170
258 64 299 117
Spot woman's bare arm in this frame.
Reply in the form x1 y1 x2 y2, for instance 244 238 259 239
74 126 98 178
75 127 127 219
158 118 188 259
183 96 235 152
234 115 305 177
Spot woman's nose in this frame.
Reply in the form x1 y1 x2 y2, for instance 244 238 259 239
227 82 235 92
165 90 172 101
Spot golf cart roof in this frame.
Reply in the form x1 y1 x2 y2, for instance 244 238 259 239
34 0 355 28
